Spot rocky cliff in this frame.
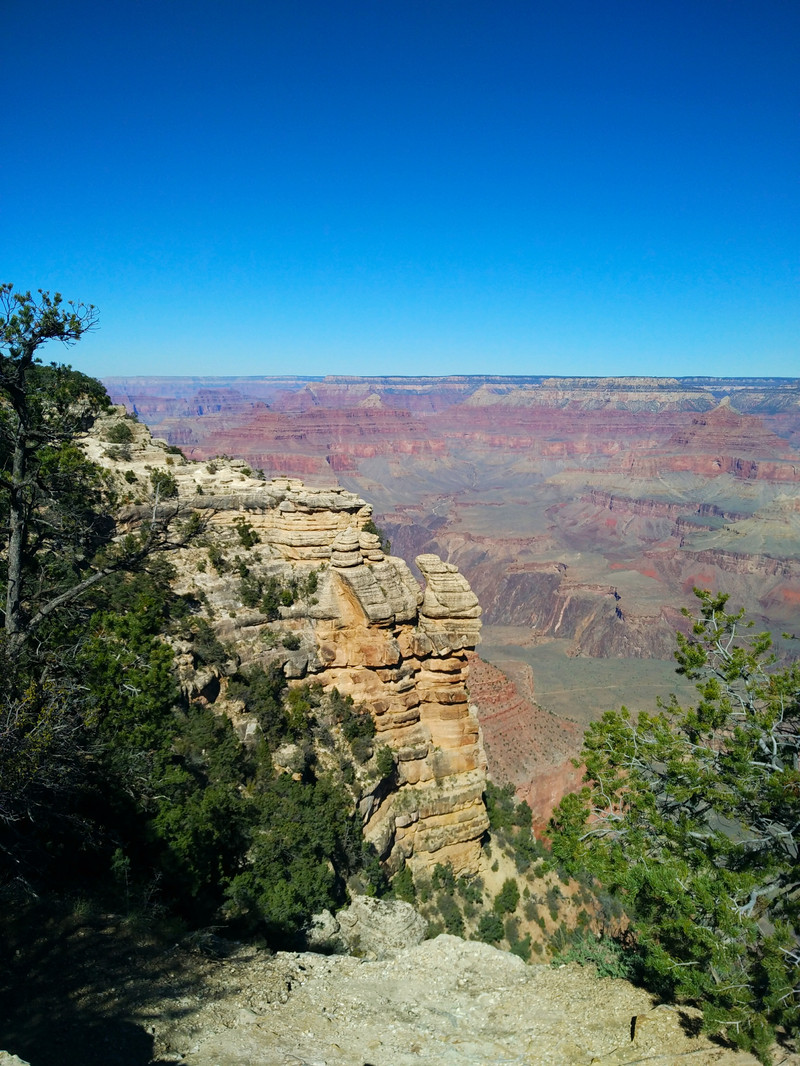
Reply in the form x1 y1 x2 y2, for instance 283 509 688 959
84 409 489 876
99 376 800 828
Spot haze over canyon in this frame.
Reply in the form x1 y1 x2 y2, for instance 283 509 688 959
105 374 800 816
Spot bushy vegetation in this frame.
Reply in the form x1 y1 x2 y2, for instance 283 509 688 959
233 515 260 548
548 591 800 1064
150 468 178 499
0 287 380 949
104 420 135 444
237 565 320 618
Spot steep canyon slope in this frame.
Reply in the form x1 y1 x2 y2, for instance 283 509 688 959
105 375 800 805
85 409 489 875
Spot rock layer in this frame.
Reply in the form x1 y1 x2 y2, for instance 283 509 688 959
86 413 489 875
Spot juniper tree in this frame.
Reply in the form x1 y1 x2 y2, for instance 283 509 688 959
549 590 800 1063
0 285 203 657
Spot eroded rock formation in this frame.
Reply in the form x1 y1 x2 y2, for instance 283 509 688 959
85 412 488 875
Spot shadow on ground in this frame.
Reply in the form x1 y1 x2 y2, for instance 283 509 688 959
0 902 211 1066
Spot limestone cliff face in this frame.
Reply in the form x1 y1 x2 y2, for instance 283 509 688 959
312 544 487 874
215 488 488 874
211 485 488 874
86 410 489 875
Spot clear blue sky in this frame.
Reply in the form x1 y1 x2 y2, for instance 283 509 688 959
3 0 798 378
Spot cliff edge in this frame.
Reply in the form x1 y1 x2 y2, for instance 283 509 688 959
83 407 489 875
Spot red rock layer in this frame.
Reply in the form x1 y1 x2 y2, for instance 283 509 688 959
467 654 583 828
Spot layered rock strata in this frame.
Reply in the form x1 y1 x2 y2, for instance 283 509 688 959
85 413 489 875
303 536 488 874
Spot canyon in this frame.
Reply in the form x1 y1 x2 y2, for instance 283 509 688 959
104 374 800 816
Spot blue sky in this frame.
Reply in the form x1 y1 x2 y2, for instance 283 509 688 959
3 0 798 378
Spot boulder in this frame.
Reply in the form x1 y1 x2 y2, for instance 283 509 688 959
306 895 427 960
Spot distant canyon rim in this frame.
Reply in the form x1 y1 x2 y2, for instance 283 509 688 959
105 374 800 818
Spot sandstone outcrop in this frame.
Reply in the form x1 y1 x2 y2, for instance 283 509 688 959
86 410 489 876
305 895 427 959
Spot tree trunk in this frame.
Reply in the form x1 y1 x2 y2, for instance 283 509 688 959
5 420 27 638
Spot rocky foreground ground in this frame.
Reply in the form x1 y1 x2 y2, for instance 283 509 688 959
4 915 798 1066
169 935 790 1066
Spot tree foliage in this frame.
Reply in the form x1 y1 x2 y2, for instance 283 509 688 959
549 591 800 1063
0 285 107 645
0 285 376 946
0 285 202 657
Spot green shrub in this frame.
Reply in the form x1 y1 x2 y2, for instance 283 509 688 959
375 745 395 778
514 826 546 873
234 516 260 548
391 864 416 904
105 421 135 444
437 893 464 936
190 618 230 667
350 734 373 764
239 574 263 608
150 469 178 499
331 690 376 752
431 863 456 894
362 517 391 554
476 912 504 944
493 878 520 916
510 932 532 962
207 545 228 573
550 930 634 980
456 875 484 905
106 444 131 461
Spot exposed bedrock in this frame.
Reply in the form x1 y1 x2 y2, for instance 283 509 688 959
467 655 583 828
309 534 488 874
109 446 490 875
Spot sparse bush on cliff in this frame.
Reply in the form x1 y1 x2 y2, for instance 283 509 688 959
476 911 504 944
362 517 391 554
190 617 231 667
485 781 533 834
390 864 416 904
331 689 376 764
493 878 520 916
431 863 456 894
105 443 132 461
437 892 465 936
234 515 260 548
456 874 483 905
375 744 395 779
549 928 633 979
104 420 134 444
150 468 178 499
